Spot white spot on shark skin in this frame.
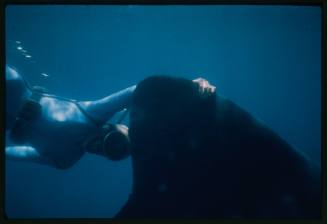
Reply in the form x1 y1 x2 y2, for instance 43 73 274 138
158 183 168 193
189 139 198 151
17 46 23 50
167 151 176 161
282 194 294 205
281 194 300 216
15 41 21 44
25 55 32 58
139 154 149 162
231 215 243 219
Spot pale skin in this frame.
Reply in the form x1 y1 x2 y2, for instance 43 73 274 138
6 65 216 169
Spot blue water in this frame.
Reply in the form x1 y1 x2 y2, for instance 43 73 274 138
5 5 321 218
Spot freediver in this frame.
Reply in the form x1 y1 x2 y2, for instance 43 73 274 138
5 65 214 169
115 75 321 219
6 66 320 218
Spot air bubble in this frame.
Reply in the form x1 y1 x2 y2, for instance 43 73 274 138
41 73 49 77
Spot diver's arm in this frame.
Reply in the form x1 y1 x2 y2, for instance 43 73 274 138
77 77 215 125
78 85 137 124
6 145 55 166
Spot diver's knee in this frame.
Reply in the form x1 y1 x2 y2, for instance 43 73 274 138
103 124 130 161
85 124 131 161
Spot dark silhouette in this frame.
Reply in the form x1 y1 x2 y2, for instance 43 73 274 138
115 76 321 219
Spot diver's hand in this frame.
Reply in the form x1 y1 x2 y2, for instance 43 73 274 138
192 77 216 98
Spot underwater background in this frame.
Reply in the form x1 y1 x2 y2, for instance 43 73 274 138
5 5 321 218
